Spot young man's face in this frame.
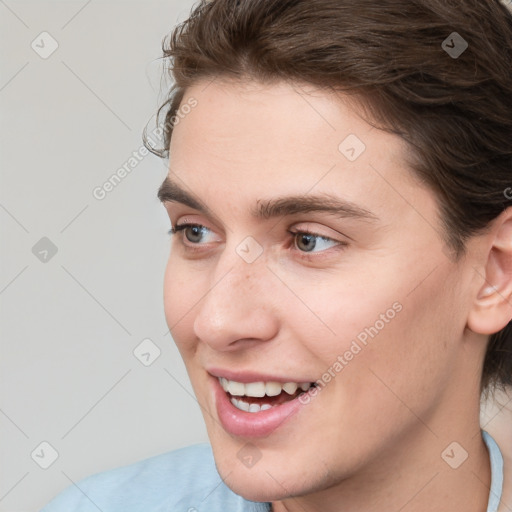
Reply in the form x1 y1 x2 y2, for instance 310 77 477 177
160 79 487 502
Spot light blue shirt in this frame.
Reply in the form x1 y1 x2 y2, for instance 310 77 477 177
41 430 503 511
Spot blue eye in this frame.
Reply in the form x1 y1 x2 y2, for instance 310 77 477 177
168 224 345 257
291 231 340 253
170 223 217 244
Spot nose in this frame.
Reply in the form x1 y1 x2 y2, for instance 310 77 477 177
193 251 280 351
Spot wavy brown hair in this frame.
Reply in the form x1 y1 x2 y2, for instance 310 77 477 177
145 0 512 394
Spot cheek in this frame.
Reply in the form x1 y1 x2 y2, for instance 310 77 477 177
337 277 457 418
163 257 200 355
292 267 456 407
284 276 405 364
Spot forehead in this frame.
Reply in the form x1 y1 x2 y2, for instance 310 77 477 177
167 78 434 227
171 79 380 163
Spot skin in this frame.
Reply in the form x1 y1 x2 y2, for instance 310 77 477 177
159 77 512 512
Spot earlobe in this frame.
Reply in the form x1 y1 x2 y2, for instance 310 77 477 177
467 207 512 336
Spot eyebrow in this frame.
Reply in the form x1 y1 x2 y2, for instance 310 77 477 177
157 177 380 223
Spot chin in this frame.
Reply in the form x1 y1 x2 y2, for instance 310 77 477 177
220 466 305 503
211 443 333 503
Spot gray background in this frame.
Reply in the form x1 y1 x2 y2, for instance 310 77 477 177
0 1 207 511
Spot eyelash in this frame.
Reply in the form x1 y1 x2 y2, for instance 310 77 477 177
168 223 347 259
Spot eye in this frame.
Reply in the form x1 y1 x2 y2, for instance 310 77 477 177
289 230 343 253
170 223 218 244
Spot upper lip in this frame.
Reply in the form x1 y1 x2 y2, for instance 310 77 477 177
207 367 315 384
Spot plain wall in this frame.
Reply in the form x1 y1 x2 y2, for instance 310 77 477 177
0 1 206 511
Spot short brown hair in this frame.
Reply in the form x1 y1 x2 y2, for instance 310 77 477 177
146 0 512 393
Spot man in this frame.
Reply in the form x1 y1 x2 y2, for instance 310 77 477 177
42 0 511 510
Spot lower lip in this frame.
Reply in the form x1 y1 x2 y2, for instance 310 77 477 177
212 376 312 437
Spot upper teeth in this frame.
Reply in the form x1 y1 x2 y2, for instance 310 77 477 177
218 377 313 397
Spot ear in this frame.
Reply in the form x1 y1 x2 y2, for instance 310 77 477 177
467 207 512 335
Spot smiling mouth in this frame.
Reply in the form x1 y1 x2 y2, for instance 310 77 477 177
218 377 317 413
